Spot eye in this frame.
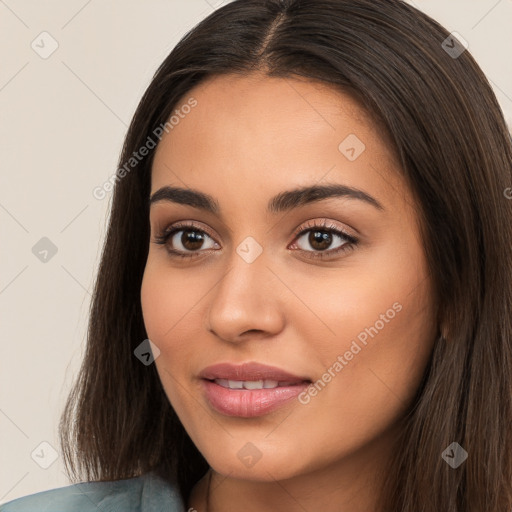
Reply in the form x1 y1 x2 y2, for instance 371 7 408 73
288 219 358 260
153 221 219 259
153 219 359 261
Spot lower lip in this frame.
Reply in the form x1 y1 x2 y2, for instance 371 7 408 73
201 379 309 418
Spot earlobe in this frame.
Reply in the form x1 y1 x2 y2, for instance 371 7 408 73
436 304 450 342
438 325 449 343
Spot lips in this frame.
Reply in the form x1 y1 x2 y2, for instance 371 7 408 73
199 361 310 383
199 362 312 417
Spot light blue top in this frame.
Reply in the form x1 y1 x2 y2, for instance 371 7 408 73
0 472 186 512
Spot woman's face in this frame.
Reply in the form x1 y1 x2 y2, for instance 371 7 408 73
141 73 437 483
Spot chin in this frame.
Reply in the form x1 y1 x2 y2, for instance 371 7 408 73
198 435 316 482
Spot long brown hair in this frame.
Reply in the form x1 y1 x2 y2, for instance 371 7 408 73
59 1 512 509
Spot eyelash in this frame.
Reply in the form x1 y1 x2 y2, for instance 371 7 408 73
153 219 359 261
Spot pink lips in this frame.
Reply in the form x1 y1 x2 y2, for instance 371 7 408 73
199 362 311 418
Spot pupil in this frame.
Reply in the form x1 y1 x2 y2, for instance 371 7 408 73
182 230 204 250
310 231 331 251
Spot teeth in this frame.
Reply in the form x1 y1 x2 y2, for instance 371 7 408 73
214 379 233 388
214 379 282 390
243 380 264 390
228 380 244 389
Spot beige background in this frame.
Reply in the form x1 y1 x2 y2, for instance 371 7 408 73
1 0 511 503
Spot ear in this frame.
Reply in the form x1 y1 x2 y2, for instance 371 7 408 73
436 302 451 342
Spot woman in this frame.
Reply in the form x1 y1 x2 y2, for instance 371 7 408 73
2 0 511 510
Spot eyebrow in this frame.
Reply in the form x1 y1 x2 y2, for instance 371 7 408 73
149 183 384 214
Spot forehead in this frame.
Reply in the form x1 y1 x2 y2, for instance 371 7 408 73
150 73 404 210
186 72 368 122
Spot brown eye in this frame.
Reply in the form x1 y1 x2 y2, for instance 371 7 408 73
307 231 335 251
175 229 208 251
289 220 359 260
153 222 219 259
294 229 350 252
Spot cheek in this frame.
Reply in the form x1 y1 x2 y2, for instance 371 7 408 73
288 241 429 355
290 238 435 410
141 266 172 343
140 260 205 344
140 260 216 408
140 263 201 414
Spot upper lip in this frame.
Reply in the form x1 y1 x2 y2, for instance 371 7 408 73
199 362 311 383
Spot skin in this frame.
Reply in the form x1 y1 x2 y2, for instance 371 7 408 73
140 72 439 512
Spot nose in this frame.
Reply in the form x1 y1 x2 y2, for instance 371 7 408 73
205 247 285 344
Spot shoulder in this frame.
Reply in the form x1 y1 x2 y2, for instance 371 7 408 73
0 471 186 512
